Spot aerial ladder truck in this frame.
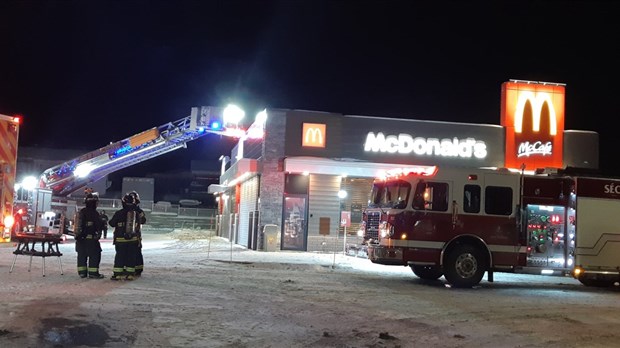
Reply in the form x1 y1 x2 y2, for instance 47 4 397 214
11 106 253 240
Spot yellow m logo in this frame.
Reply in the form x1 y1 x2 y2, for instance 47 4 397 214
514 91 557 135
302 123 326 148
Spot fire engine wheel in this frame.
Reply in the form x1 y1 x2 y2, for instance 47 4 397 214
443 244 486 288
410 265 443 280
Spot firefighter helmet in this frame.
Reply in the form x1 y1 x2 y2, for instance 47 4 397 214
84 192 99 207
129 191 141 205
122 192 137 206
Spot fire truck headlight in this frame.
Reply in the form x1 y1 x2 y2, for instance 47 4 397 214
379 222 394 238
400 233 407 240
4 215 15 229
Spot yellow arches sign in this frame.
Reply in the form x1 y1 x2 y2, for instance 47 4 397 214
501 80 565 170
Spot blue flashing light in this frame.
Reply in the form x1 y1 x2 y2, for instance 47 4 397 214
113 145 133 158
210 121 221 130
198 127 206 133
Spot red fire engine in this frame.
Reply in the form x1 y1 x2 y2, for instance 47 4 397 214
362 166 620 288
0 114 20 242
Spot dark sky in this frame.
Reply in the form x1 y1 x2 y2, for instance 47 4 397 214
1 0 619 177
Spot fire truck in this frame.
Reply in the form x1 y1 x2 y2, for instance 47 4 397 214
0 114 20 242
362 165 620 288
9 106 248 240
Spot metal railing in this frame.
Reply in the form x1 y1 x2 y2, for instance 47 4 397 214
80 198 216 219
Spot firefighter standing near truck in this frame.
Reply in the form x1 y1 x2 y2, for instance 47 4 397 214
99 210 109 239
128 191 145 276
75 190 105 279
109 192 145 280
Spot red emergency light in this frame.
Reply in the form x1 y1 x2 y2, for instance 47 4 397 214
383 166 438 179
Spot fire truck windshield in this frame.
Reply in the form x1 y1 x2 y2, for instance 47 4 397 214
369 180 411 209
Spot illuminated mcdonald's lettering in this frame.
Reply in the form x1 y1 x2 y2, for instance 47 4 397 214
302 123 326 148
363 132 488 159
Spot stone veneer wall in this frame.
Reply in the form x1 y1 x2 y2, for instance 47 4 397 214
257 110 287 246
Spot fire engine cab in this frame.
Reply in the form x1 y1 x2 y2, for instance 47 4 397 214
363 166 620 288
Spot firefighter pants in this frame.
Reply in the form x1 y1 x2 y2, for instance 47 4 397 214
136 244 144 275
113 240 139 276
76 239 102 276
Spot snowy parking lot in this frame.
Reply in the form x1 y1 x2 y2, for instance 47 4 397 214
1 229 619 348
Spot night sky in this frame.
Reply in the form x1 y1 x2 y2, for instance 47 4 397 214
1 1 619 177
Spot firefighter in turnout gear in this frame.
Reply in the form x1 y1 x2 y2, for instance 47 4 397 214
109 192 146 280
100 210 109 239
75 190 105 279
128 191 145 276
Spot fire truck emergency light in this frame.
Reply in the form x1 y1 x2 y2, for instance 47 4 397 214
379 166 438 180
210 121 222 130
3 215 15 229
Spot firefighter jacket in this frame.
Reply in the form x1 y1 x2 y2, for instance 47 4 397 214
76 206 104 240
109 206 146 243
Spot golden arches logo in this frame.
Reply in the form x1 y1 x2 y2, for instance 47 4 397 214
514 91 557 136
500 80 565 170
302 123 326 148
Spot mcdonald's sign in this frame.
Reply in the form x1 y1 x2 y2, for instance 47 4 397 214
501 81 565 170
302 123 326 148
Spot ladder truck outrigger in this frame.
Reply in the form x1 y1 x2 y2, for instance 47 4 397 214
11 106 251 241
362 165 620 288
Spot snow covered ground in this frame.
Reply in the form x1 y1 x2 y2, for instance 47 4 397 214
1 229 619 348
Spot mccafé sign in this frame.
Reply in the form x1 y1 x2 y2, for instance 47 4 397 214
501 80 565 170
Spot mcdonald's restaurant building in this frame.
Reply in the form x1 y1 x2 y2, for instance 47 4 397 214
210 80 599 252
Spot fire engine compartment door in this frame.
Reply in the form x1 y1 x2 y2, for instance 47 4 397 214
525 204 571 268
574 196 620 271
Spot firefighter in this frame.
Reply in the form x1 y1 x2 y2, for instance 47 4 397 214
99 210 109 239
128 191 145 276
109 192 145 280
75 191 105 279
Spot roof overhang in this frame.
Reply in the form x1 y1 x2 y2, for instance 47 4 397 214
208 158 258 193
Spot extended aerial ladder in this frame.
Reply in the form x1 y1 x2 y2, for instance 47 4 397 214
13 105 254 239
40 106 243 196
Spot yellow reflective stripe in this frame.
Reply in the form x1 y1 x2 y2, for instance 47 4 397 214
113 268 125 273
87 267 98 272
77 266 87 271
126 267 135 272
115 237 139 242
135 265 144 270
